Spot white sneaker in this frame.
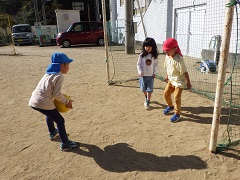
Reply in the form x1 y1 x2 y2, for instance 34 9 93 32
144 101 150 110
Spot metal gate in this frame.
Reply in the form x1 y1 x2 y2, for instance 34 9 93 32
174 4 206 58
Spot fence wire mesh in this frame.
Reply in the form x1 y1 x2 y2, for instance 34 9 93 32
106 0 240 150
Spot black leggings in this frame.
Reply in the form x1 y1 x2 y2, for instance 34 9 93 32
31 107 69 144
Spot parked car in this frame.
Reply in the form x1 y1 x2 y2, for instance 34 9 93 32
56 21 104 48
12 24 34 45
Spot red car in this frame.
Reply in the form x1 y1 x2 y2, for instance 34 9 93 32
56 21 104 48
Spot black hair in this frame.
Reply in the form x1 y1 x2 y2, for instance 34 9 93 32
141 37 158 59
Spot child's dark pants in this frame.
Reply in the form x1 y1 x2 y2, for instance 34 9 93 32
32 107 69 144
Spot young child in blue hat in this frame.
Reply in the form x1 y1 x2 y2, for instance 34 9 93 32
29 52 79 151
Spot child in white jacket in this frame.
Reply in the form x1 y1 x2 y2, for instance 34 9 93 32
29 52 78 151
137 37 158 110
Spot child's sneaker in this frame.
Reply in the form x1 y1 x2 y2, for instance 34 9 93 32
49 129 58 140
144 101 150 110
163 106 174 114
60 140 79 151
170 114 180 122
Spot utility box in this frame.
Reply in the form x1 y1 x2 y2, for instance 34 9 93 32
55 9 80 33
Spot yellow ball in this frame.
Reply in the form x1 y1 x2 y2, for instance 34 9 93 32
54 94 71 113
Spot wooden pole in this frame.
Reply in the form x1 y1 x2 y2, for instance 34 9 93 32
101 0 110 84
8 15 16 55
209 0 234 153
125 0 135 54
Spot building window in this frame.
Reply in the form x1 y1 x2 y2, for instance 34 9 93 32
72 2 84 11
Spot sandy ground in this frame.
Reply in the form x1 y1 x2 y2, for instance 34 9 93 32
0 45 239 180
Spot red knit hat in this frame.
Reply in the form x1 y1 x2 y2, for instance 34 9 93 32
162 38 183 57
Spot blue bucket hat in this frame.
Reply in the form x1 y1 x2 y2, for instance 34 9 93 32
46 52 73 74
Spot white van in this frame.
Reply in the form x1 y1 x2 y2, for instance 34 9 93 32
12 24 34 45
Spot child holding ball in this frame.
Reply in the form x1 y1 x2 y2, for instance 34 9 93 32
29 52 78 151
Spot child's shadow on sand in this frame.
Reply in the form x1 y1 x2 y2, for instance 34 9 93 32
70 142 207 172
148 101 162 110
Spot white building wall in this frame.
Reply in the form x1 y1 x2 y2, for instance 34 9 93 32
164 0 234 57
113 0 125 43
113 0 238 56
201 1 225 52
115 0 125 25
134 0 168 44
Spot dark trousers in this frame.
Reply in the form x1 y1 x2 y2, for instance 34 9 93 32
32 107 69 144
